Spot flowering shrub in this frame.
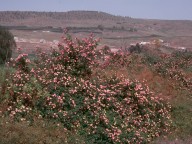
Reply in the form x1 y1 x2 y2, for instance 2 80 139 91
2 34 172 143
14 53 30 72
55 34 100 77
153 51 192 91
102 50 131 68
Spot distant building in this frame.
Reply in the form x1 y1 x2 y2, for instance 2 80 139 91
40 39 46 43
139 41 150 45
158 39 164 43
42 31 50 33
177 47 187 51
14 37 19 42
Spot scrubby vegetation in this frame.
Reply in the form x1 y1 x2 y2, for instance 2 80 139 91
0 33 191 143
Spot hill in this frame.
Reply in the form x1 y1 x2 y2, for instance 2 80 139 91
0 11 192 36
0 11 130 27
1 11 192 50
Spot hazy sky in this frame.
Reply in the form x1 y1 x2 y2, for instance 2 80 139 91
0 0 192 20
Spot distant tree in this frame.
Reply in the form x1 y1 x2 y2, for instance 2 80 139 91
121 26 125 30
0 26 16 64
97 24 104 31
129 27 137 32
129 43 142 53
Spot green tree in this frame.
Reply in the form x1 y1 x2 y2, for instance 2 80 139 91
97 24 104 31
0 26 16 64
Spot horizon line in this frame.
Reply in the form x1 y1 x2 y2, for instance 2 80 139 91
0 10 192 21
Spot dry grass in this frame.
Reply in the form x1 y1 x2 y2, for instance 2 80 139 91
0 118 85 144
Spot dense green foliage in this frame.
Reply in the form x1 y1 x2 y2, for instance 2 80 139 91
0 26 16 64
